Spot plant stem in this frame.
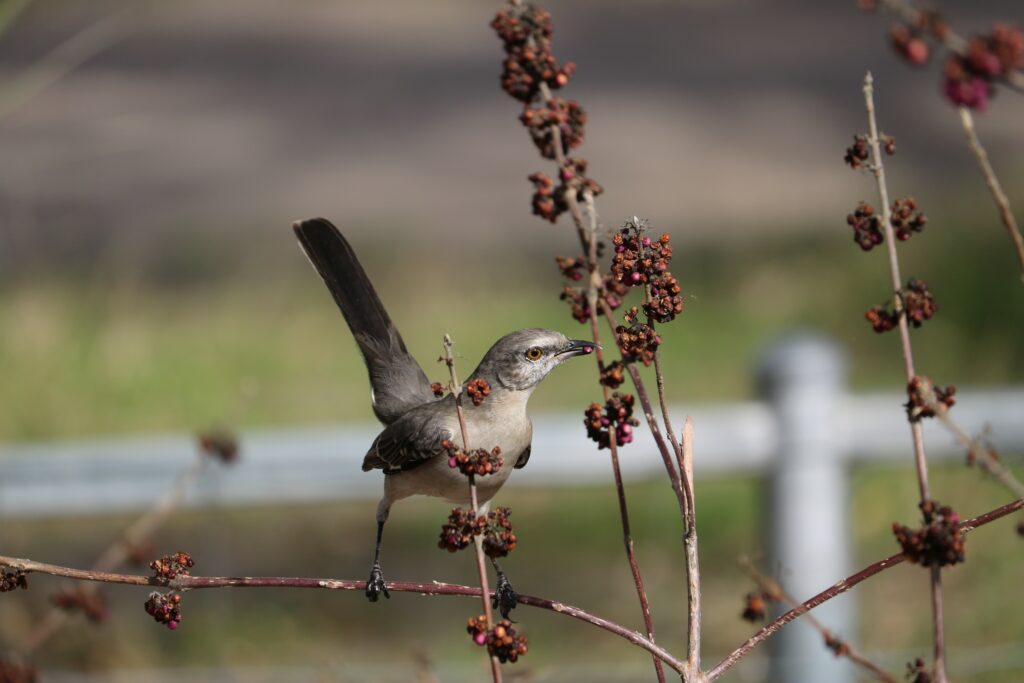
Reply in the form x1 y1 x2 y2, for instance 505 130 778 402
863 71 946 682
443 334 502 683
957 106 1024 283
706 497 1023 680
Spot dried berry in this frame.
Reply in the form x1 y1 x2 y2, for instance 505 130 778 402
560 285 590 324
482 507 518 558
741 592 766 622
555 255 585 281
890 197 927 241
431 382 445 398
0 569 28 592
905 376 956 422
599 360 626 389
942 24 1023 110
584 393 640 449
150 551 194 581
144 591 183 630
890 23 930 65
644 272 684 323
520 98 586 159
865 305 898 333
492 5 576 103
893 500 965 568
50 586 109 622
906 657 932 683
616 310 661 365
529 171 560 222
466 378 492 406
846 202 883 252
467 616 529 663
843 135 870 169
610 218 673 288
198 430 239 463
902 278 937 327
824 632 850 657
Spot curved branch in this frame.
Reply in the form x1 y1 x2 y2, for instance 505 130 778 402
0 555 687 675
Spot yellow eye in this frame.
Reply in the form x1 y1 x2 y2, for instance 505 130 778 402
525 346 544 361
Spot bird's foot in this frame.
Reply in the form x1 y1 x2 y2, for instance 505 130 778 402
365 564 390 602
492 572 519 620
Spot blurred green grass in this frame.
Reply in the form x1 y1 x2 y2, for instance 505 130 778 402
1 210 1022 441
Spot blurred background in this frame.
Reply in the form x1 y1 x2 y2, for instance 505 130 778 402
2 0 1023 681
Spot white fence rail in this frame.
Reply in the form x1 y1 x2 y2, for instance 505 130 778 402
3 334 1023 682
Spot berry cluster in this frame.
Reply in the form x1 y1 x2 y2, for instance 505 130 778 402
466 378 492 406
943 24 1023 110
906 657 932 683
846 202 883 251
905 376 956 422
890 197 927 241
438 507 517 558
144 592 182 630
892 500 965 568
492 5 575 103
865 279 937 333
467 616 529 663
616 308 662 365
843 135 870 169
584 393 640 449
198 430 239 464
599 360 625 389
431 382 445 398
520 98 586 159
602 274 630 311
150 551 194 581
555 255 585 281
50 586 109 622
481 506 517 558
610 222 673 289
0 660 38 683
442 439 504 477
0 569 28 592
645 271 684 323
528 171 564 222
740 592 767 622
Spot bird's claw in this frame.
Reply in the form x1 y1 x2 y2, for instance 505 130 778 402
492 572 519 619
365 564 390 602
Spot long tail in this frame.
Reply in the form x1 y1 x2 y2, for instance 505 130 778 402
293 218 433 424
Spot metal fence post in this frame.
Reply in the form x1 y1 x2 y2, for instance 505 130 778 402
757 333 853 683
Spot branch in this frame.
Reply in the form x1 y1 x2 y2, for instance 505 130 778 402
0 555 688 675
707 497 1024 681
442 334 502 683
738 557 900 683
863 72 947 682
957 106 1024 283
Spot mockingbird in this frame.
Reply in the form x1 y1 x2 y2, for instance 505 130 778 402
293 218 594 613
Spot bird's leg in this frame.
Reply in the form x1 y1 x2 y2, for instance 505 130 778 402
490 557 518 619
365 518 390 602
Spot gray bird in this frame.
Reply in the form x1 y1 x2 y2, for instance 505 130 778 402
292 218 595 614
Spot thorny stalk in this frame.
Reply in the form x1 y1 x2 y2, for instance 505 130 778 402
957 106 1024 282
863 71 946 682
738 557 900 683
706 497 1024 680
442 334 502 683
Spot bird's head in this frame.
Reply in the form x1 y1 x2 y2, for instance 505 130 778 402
471 328 596 392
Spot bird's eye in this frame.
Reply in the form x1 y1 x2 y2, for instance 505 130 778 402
525 346 544 361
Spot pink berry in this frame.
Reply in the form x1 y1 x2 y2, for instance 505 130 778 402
474 633 487 645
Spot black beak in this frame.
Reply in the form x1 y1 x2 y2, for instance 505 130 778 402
558 339 599 357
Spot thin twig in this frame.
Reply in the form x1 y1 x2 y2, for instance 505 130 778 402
738 557 900 683
681 418 701 673
957 106 1024 283
442 334 502 683
15 452 211 655
0 554 688 675
706 497 1024 681
863 72 947 682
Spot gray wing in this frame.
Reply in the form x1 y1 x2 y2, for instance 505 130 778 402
362 402 453 473
293 218 435 424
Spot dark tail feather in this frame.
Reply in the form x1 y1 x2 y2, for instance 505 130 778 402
293 218 432 423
